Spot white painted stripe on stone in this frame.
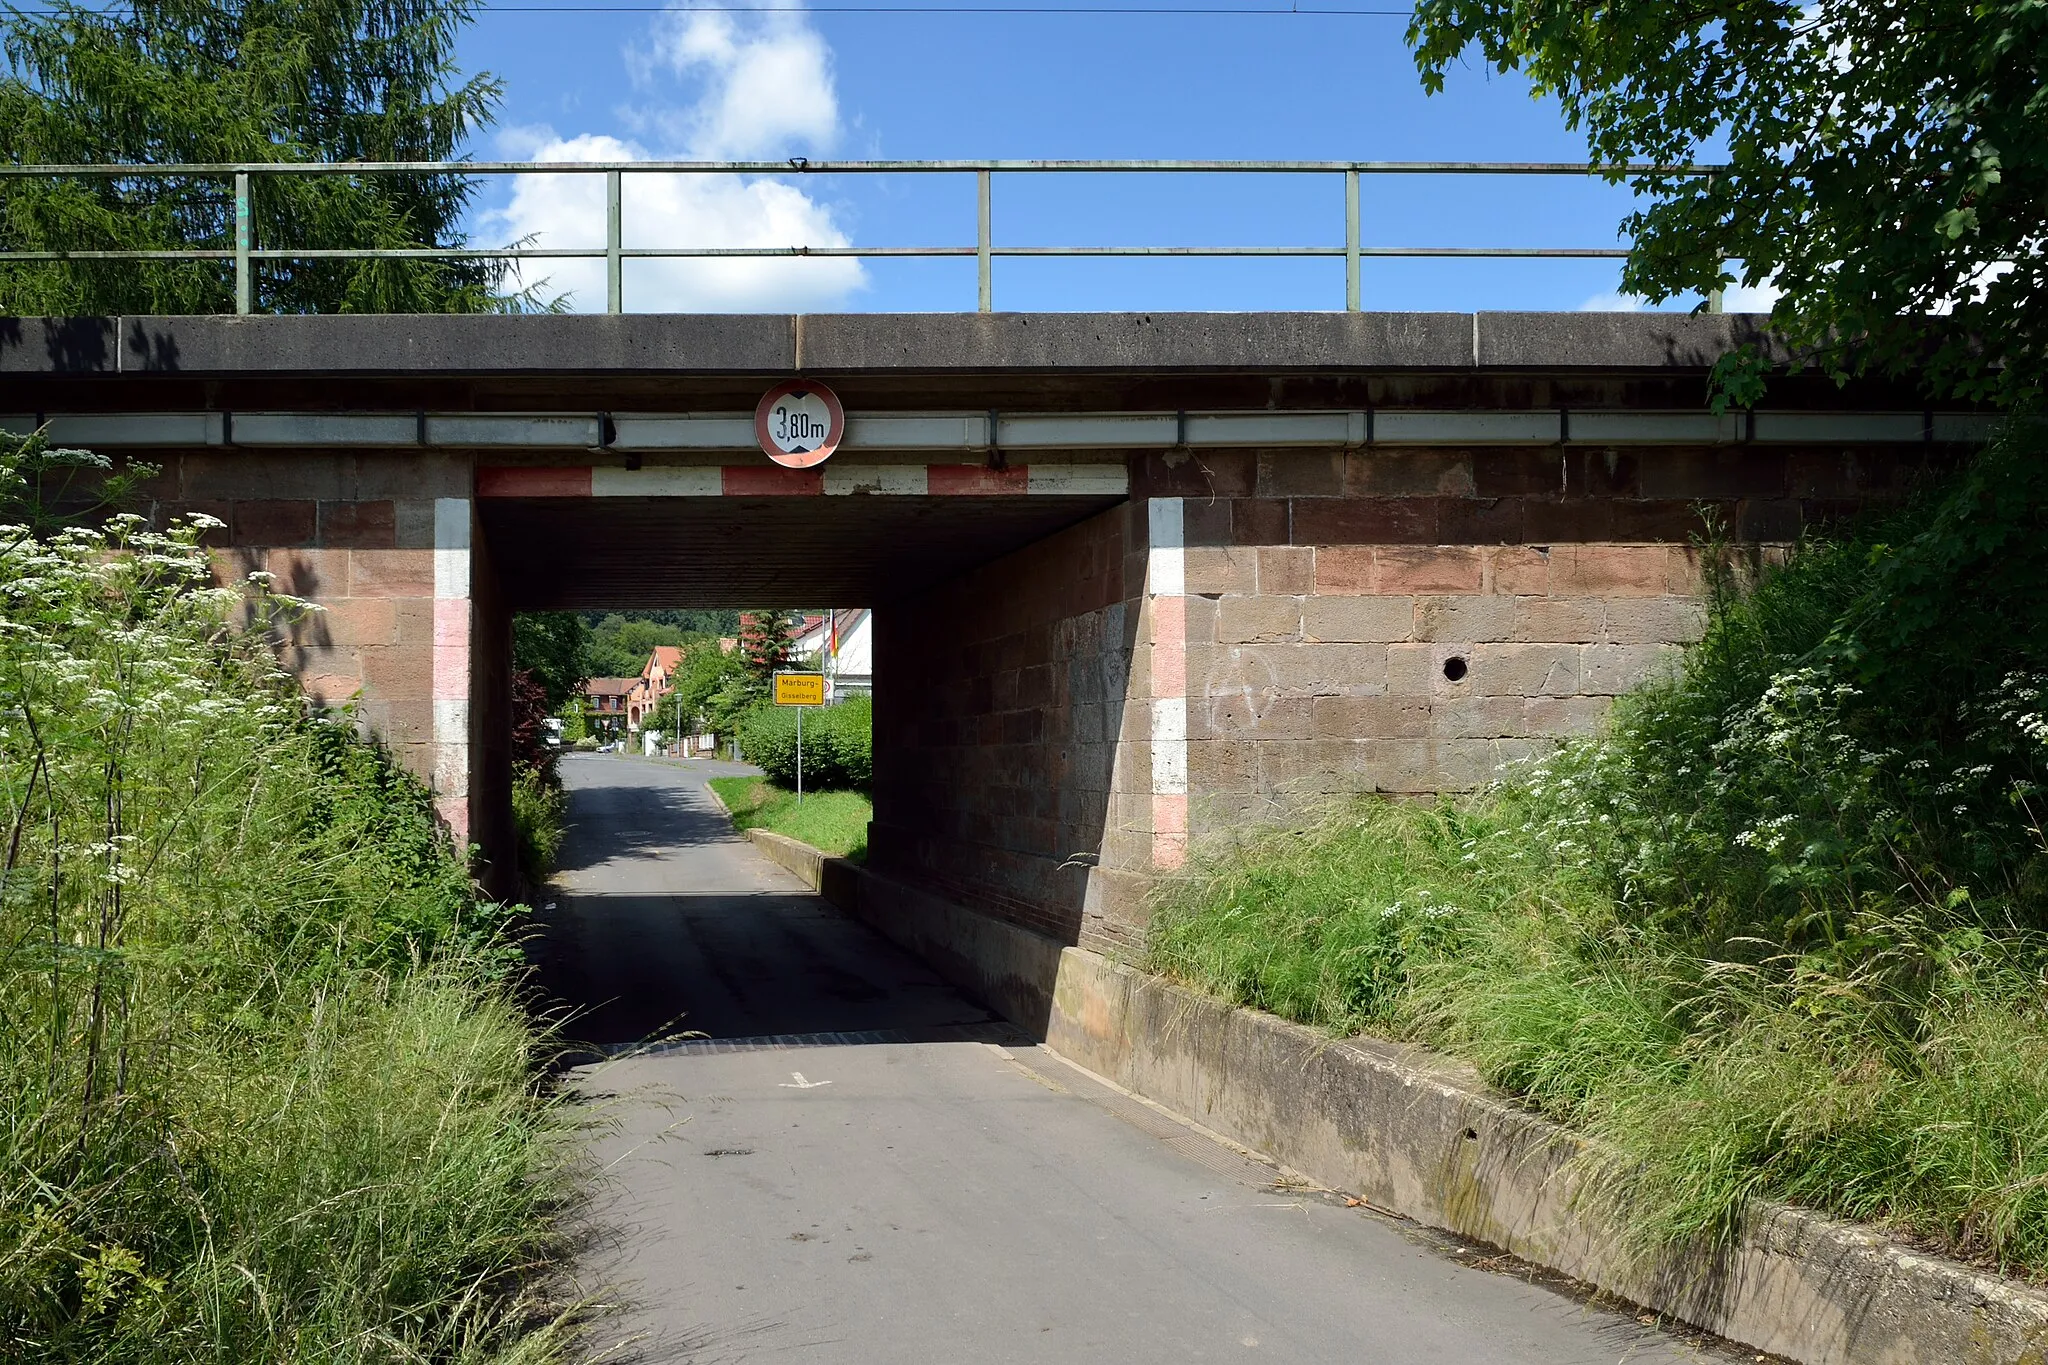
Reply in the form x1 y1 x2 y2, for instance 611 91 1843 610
1027 463 1130 495
591 465 723 497
1151 696 1189 795
1147 496 1185 597
824 464 930 496
433 498 471 599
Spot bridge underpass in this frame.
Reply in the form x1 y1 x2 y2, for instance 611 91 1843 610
1 308 1977 1003
4 307 1976 1358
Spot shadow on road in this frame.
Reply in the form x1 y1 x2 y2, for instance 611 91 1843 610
525 755 995 1055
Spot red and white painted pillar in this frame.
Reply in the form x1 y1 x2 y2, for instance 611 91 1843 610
432 496 471 844
1148 497 1188 870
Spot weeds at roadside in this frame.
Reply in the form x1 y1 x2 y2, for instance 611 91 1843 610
1150 423 2048 1280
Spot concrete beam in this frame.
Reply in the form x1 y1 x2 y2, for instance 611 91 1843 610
0 311 1783 378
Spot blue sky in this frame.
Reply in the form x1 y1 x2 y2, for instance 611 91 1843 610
454 4 1744 314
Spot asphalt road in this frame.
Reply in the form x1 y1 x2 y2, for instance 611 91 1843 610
536 754 1722 1365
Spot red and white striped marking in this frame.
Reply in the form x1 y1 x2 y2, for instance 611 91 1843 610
432 497 471 843
474 463 1128 499
1147 497 1188 870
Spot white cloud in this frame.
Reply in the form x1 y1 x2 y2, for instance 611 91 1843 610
483 5 864 313
1577 275 1781 314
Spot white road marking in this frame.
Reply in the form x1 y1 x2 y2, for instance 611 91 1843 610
779 1072 833 1089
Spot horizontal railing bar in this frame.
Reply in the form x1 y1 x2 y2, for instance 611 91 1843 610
0 158 1719 177
0 245 1633 262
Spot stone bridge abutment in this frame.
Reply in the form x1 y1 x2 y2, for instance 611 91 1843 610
1 312 1975 991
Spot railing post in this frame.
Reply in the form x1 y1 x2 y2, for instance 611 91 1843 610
606 169 623 315
234 170 252 315
1344 168 1361 312
977 169 992 313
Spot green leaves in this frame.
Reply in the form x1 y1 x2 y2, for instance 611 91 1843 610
0 0 512 315
1410 0 2048 411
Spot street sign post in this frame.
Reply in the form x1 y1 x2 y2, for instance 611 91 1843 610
755 380 846 469
772 672 827 803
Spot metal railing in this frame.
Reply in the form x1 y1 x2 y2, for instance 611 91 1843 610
0 159 1721 314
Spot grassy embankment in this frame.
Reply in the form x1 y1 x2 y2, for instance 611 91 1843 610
0 437 582 1363
709 777 871 860
1149 427 2048 1280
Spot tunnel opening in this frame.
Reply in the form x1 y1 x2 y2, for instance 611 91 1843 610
472 471 1140 1048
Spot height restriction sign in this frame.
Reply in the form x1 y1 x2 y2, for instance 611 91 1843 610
755 380 846 468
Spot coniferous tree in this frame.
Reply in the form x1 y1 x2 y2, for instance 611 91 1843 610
737 609 799 684
0 0 511 314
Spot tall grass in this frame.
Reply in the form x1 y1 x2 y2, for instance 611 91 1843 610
0 435 584 1363
1151 425 2048 1278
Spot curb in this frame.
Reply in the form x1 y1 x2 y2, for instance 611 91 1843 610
731 833 2048 1365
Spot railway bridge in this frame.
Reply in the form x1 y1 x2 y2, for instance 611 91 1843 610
0 309 1975 1020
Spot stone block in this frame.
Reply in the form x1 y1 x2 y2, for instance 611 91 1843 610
318 499 397 549
353 451 471 500
1311 694 1433 740
1434 696 1528 740
183 452 347 501
1256 546 1313 595
1312 546 1376 593
1511 597 1602 644
261 547 351 599
1208 642 1389 697
232 499 317 547
1375 547 1485 595
1360 739 1436 793
1231 497 1291 548
1438 497 1527 545
1737 498 1804 542
1523 695 1612 737
1257 449 1343 497
1472 448 1562 497
1582 643 1683 695
1413 595 1518 644
1522 498 1616 543
1487 547 1552 596
1186 738 1260 789
1202 693 1314 740
1302 594 1414 643
1346 448 1475 497
1563 447 1641 497
1600 597 1707 646
1216 594 1302 644
1385 643 1437 696
314 597 398 649
1137 449 1255 498
1437 738 1511 790
1638 447 1787 500
1291 496 1439 546
349 548 436 599
1468 643 1583 697
1547 545 1672 597
1186 545 1258 596
359 644 435 702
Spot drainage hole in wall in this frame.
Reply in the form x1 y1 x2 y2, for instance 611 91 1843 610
1443 656 1469 682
